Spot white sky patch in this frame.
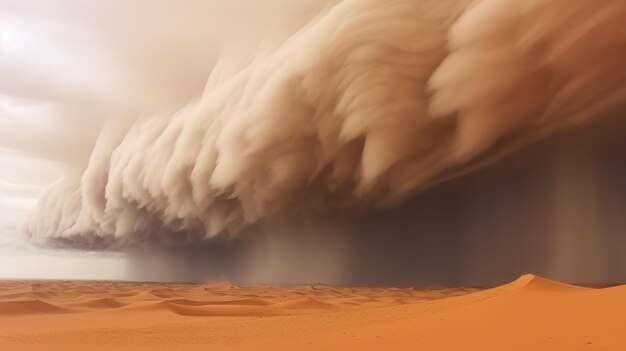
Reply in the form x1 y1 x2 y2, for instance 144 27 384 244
0 21 18 47
0 250 127 280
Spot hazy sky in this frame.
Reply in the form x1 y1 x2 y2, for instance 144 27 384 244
0 0 334 279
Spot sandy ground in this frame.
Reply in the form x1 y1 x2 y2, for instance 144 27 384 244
0 274 624 350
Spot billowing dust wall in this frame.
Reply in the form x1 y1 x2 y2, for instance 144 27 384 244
20 0 626 285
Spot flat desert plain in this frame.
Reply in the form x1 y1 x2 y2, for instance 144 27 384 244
0 274 624 350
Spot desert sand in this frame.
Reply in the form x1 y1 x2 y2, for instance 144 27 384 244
0 274 624 350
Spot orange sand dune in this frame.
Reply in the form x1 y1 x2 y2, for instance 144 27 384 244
0 275 624 350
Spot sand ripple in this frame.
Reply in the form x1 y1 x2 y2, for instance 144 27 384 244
0 280 476 317
1 276 623 350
